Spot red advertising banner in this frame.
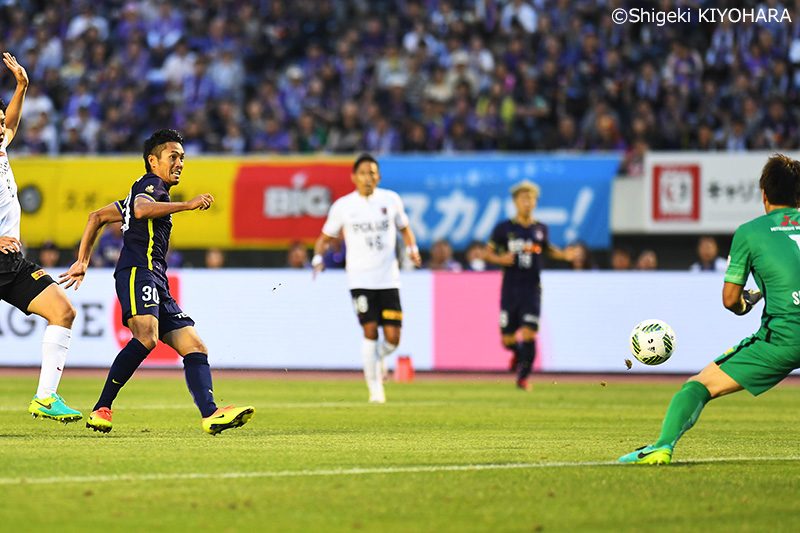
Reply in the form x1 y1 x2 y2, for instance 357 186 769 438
652 164 701 221
232 163 353 244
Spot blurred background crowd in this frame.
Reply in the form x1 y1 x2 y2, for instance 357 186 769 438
1 0 798 176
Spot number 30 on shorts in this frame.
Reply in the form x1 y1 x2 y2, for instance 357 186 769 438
142 285 160 304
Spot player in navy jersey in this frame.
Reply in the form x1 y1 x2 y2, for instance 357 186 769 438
60 129 254 434
485 180 575 390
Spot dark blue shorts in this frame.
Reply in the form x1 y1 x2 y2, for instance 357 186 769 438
500 286 541 335
115 267 194 338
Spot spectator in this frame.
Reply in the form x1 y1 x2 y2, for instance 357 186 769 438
464 240 488 271
38 241 61 269
690 236 728 272
0 0 794 155
287 241 309 268
636 249 659 270
92 223 122 267
323 238 346 269
610 246 633 270
427 239 463 271
205 248 226 269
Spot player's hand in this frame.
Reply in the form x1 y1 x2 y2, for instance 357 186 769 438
2 52 29 87
562 245 579 262
311 254 324 279
406 244 422 268
186 193 214 211
58 261 87 290
743 289 763 306
0 236 21 254
496 251 516 267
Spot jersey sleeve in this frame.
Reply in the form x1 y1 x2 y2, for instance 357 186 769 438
134 176 168 202
321 199 343 237
488 222 504 250
724 225 751 285
393 192 410 230
114 199 125 215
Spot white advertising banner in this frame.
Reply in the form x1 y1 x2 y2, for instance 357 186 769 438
0 269 765 374
644 152 780 233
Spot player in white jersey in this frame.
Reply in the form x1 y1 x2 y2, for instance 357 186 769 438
0 52 81 422
313 154 421 403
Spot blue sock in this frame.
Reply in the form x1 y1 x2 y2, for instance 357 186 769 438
516 341 536 380
183 353 217 418
94 338 151 410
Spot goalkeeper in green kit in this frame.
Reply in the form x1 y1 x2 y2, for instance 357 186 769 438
620 153 800 465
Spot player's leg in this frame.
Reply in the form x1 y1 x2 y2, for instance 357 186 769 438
161 326 216 418
22 276 82 422
500 300 522 379
159 298 254 435
516 326 538 391
352 290 384 403
514 290 541 390
500 297 520 372
377 289 403 381
620 335 787 465
93 314 157 409
87 268 158 432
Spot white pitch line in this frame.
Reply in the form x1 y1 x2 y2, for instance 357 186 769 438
3 457 800 486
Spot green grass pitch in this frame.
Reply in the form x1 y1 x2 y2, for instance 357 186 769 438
2 372 800 532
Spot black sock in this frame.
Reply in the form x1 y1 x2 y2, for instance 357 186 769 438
516 341 536 380
94 338 151 410
183 353 217 418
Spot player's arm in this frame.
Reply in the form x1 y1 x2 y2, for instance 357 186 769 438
722 282 762 315
58 202 123 290
399 225 422 267
723 227 760 315
133 193 213 219
546 243 575 261
1 52 29 145
484 242 515 266
312 231 336 275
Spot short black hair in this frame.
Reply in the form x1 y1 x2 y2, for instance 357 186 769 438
353 153 378 173
142 129 184 172
759 153 800 207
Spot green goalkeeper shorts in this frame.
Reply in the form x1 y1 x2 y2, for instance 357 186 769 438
715 333 800 396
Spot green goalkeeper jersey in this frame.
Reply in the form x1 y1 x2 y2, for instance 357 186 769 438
725 206 800 344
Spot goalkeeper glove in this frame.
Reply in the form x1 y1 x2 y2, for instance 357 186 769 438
736 289 763 315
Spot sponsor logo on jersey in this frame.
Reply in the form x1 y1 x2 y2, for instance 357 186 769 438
31 269 46 280
145 184 155 193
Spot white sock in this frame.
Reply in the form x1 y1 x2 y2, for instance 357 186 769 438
378 341 398 359
37 325 71 398
361 338 378 383
376 342 397 381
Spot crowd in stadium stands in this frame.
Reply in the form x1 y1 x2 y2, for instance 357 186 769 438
1 0 798 171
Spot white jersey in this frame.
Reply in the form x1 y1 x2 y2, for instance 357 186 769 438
0 138 21 240
322 188 410 289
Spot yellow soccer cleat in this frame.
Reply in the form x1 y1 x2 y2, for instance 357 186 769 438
28 394 83 424
86 407 113 433
202 405 255 435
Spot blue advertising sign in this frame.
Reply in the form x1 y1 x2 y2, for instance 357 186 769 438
379 155 621 249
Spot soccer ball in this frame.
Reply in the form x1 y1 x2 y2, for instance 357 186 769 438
629 319 676 365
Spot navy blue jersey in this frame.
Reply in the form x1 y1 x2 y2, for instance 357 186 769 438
488 219 549 290
115 174 172 282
